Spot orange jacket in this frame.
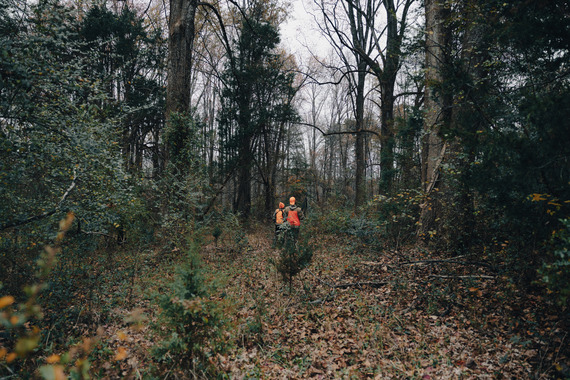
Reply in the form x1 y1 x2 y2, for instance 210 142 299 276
284 204 304 226
274 208 285 224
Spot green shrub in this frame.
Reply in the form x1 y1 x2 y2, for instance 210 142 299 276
304 194 421 250
373 190 422 246
0 213 95 379
153 240 226 375
274 227 313 293
539 218 570 307
311 208 351 235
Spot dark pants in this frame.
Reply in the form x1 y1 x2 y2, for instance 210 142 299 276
274 224 283 246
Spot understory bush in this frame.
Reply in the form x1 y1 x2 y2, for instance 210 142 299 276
311 208 352 234
153 239 227 376
305 193 421 250
0 213 95 379
539 218 570 307
273 225 313 293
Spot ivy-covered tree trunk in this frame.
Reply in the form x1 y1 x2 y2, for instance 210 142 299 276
377 0 405 193
165 0 197 168
442 4 491 251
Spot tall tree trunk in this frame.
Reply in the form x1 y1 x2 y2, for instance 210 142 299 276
262 124 280 217
379 79 395 192
417 0 449 239
265 176 276 219
236 135 252 217
354 60 367 210
152 128 160 176
165 0 197 165
444 3 491 250
377 0 400 193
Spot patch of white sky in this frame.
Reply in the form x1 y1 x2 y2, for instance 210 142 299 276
276 0 420 160
278 0 334 157
279 0 329 60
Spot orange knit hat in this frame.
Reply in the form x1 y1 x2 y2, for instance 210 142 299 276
289 197 296 205
279 202 285 208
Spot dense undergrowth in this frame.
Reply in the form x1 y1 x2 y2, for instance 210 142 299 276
204 227 569 379
1 214 568 379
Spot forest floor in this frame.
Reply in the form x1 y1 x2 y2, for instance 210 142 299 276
93 227 569 379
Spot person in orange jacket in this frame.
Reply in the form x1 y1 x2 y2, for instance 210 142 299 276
273 202 286 245
284 197 304 243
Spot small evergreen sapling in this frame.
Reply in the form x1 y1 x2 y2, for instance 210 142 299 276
212 225 222 247
153 241 226 374
274 231 313 293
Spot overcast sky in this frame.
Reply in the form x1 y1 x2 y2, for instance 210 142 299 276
280 0 328 59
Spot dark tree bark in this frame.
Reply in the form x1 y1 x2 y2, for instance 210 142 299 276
167 0 197 115
165 0 198 166
354 59 367 210
346 0 415 193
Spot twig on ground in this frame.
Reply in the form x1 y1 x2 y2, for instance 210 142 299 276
400 256 494 270
358 261 393 268
305 268 337 288
333 281 388 289
401 300 418 315
385 249 408 259
306 268 387 289
309 291 337 305
81 231 113 238
428 274 496 280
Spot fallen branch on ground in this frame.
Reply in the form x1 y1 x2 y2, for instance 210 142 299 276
306 268 336 288
82 231 113 238
309 291 336 305
428 274 496 280
306 268 388 289
400 257 495 270
358 261 395 271
333 281 388 289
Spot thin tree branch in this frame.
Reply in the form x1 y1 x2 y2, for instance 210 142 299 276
296 121 381 138
1 168 77 231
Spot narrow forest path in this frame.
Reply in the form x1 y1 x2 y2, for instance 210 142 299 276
199 228 567 379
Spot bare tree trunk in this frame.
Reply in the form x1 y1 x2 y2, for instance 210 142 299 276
354 60 367 210
417 0 449 239
342 0 414 194
236 135 252 217
345 0 370 212
265 176 275 218
379 79 395 192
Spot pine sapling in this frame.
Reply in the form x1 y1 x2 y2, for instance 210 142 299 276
275 232 313 293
